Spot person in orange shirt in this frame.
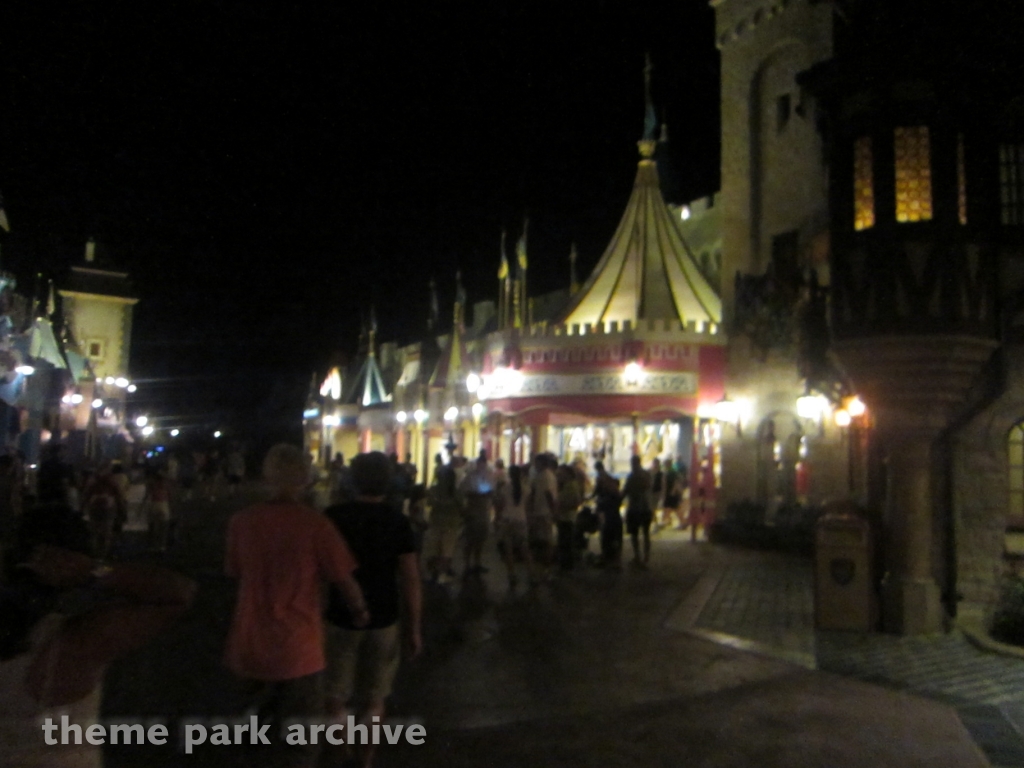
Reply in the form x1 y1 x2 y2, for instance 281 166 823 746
224 443 369 768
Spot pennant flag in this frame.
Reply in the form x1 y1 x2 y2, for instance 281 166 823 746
455 270 467 308
428 278 440 329
643 54 657 141
497 229 509 280
516 218 528 271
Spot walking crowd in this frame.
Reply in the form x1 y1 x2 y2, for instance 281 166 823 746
344 447 704 590
0 438 708 768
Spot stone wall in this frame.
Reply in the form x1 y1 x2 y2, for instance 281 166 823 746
715 0 832 323
953 348 1024 623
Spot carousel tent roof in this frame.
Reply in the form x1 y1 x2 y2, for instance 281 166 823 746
560 144 721 328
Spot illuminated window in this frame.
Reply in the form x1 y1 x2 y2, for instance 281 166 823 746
999 143 1024 226
1010 422 1024 523
957 133 968 225
853 136 875 231
894 126 932 223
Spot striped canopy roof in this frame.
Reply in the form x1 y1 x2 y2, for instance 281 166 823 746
560 151 721 328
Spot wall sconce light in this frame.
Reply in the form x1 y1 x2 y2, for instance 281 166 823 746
713 397 742 437
471 402 484 420
796 393 829 421
413 409 428 425
444 406 459 422
623 361 643 386
845 396 866 417
396 410 408 424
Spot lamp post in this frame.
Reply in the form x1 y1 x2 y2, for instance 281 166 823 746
414 408 428 485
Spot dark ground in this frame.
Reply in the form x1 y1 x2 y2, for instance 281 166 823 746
95 483 987 768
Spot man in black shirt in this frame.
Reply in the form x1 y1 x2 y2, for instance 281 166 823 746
324 451 422 767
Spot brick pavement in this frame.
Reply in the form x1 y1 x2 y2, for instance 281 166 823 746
667 530 1024 767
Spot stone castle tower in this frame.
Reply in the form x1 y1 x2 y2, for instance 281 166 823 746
713 0 833 321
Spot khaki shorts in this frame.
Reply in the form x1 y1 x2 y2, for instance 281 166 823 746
325 623 401 705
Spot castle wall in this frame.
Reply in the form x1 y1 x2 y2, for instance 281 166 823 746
715 0 832 322
952 348 1024 624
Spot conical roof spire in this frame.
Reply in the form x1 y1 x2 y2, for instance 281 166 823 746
559 72 720 329
642 53 657 145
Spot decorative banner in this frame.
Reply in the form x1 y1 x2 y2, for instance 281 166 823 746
483 371 698 400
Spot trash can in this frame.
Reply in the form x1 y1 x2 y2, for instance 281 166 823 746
814 504 876 631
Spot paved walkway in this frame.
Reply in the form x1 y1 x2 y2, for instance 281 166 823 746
96 494 998 767
664 531 1024 767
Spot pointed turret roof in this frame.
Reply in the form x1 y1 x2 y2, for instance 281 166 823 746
559 64 721 328
429 273 469 391
343 310 390 407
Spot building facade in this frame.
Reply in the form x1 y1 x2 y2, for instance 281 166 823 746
307 0 1024 633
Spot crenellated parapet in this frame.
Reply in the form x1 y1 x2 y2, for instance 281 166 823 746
712 0 796 50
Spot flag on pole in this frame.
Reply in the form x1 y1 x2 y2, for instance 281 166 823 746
516 218 528 271
0 191 9 232
497 229 509 280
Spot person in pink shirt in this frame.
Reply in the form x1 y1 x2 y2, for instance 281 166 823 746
225 443 368 767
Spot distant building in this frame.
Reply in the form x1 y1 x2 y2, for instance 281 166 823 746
56 238 139 462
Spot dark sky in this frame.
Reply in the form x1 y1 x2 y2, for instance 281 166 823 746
0 1 720 437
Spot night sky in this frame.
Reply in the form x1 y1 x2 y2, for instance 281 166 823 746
0 1 719 440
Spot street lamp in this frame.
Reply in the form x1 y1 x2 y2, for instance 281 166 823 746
413 409 428 425
92 398 103 409
444 406 459 422
466 372 481 394
141 425 154 437
396 410 408 424
135 415 149 428
214 430 222 438
170 429 180 437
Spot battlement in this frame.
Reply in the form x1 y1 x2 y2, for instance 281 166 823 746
713 0 796 49
524 317 721 339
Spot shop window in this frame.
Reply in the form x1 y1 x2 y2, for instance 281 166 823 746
957 133 968 226
894 126 933 223
999 143 1024 226
853 136 875 231
1010 423 1024 523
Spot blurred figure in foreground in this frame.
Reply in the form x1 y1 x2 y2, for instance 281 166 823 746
324 452 422 768
0 508 195 768
224 444 369 768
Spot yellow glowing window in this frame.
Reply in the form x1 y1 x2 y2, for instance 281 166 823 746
894 126 932 223
853 136 875 231
957 133 967 225
1010 422 1024 522
999 143 1024 226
